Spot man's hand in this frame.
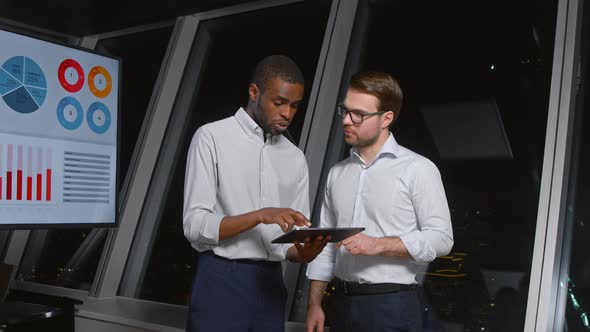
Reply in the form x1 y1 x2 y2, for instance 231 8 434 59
292 235 330 263
257 208 311 232
305 304 325 332
337 233 379 256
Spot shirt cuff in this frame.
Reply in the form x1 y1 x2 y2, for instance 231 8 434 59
259 224 289 261
306 260 335 282
198 213 225 245
399 231 436 264
280 243 291 261
267 243 289 261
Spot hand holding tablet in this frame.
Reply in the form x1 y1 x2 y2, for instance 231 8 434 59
271 227 365 244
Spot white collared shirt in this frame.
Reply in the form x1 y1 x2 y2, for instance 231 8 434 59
306 133 453 284
183 108 310 261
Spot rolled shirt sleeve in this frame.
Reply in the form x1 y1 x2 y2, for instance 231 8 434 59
399 159 454 264
183 127 225 246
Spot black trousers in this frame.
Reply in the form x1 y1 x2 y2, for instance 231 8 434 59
328 288 423 332
187 252 287 332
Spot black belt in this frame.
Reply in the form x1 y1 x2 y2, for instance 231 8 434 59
200 251 281 268
334 278 418 296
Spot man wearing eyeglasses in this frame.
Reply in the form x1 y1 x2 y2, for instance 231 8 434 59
305 71 454 332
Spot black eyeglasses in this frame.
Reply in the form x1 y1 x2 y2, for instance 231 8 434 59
336 103 387 124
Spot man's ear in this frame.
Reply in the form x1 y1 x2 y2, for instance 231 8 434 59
248 83 260 103
382 111 394 129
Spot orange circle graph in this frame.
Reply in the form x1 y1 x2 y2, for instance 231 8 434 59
88 66 112 98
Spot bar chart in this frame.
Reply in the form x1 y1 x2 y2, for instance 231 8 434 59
0 143 53 204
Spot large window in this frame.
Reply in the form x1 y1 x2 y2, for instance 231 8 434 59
291 0 558 330
559 2 590 330
15 25 174 290
122 1 333 305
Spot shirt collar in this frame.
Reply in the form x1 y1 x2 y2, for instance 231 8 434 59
234 107 278 144
234 107 263 138
350 133 400 166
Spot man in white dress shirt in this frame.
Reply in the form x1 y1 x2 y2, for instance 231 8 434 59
305 71 454 332
183 55 328 332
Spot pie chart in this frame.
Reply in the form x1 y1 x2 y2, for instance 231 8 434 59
0 56 47 114
58 59 84 93
88 66 112 98
87 101 111 134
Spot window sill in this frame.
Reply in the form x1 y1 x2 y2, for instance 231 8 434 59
76 296 186 332
76 296 310 332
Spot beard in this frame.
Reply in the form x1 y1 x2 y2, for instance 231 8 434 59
344 127 380 148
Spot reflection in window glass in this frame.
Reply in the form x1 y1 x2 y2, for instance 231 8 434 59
16 26 173 290
0 230 10 258
135 1 332 305
96 26 174 185
291 0 558 330
561 3 590 331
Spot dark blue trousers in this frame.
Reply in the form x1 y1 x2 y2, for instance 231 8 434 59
187 251 287 332
328 288 423 332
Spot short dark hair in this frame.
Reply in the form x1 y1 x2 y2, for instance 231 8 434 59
349 71 403 123
252 55 304 91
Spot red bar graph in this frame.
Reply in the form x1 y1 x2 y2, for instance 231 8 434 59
36 148 42 201
6 144 12 200
27 176 32 201
26 147 32 201
16 145 22 200
0 144 52 203
6 171 12 200
17 170 22 200
36 173 42 201
46 169 52 201
46 149 52 201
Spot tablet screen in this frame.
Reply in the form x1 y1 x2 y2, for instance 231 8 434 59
271 227 365 243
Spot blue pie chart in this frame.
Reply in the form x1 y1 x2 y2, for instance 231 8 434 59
87 102 111 134
0 56 47 114
57 97 84 130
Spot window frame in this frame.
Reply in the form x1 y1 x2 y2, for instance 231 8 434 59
2 0 582 330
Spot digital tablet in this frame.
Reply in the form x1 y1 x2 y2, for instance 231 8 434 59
271 227 365 244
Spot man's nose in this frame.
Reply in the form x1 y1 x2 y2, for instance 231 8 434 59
281 105 294 118
342 111 353 125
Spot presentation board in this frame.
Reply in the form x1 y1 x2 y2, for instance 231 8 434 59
0 28 120 228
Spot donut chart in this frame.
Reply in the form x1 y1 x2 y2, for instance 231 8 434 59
57 97 84 130
88 66 112 98
87 102 111 134
58 59 84 93
1 56 47 114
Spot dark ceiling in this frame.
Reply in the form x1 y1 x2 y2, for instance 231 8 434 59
0 0 259 37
